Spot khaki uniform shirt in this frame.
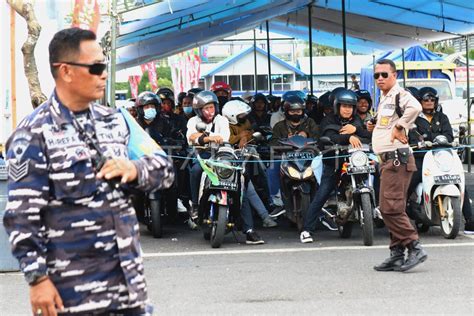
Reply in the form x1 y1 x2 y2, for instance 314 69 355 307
372 83 421 154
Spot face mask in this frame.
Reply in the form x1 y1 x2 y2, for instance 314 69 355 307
144 108 157 120
287 114 303 123
183 107 193 115
237 116 247 124
217 96 228 107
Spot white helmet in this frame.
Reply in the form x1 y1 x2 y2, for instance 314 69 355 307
222 100 251 125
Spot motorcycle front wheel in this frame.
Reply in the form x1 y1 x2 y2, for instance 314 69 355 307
150 199 163 238
210 205 228 248
439 196 461 239
360 193 374 246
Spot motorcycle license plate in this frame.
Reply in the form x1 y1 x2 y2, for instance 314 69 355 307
286 152 314 160
433 174 461 185
347 165 375 175
210 181 238 191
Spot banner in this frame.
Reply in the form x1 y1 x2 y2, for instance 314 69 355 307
141 61 158 92
455 67 474 83
168 48 201 94
129 75 141 99
71 0 101 34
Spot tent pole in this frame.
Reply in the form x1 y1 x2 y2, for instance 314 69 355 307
466 35 471 173
372 54 376 105
10 6 16 129
253 29 258 94
402 48 406 88
109 0 117 108
308 4 314 95
266 20 272 95
342 0 348 89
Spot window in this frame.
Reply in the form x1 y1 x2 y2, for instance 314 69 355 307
214 75 227 83
257 75 268 91
228 75 241 91
242 75 254 91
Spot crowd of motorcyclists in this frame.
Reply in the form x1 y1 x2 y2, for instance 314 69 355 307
124 80 474 245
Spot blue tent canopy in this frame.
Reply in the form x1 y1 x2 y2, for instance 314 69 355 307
116 0 474 70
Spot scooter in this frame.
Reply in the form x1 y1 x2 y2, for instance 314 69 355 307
194 123 245 248
408 135 464 239
278 135 318 231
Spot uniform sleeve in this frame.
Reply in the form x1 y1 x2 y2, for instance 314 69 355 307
131 153 175 192
398 91 422 130
3 128 49 283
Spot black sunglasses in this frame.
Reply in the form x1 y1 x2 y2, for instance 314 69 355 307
373 72 390 79
53 61 107 76
422 96 436 102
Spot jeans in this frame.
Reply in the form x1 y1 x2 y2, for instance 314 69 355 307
190 161 203 205
266 160 281 199
303 164 336 233
241 181 270 232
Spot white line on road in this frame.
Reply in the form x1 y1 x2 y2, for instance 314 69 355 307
141 242 474 258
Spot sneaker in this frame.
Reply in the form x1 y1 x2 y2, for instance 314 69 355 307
177 199 188 213
300 231 313 243
464 221 474 235
320 216 338 231
262 216 278 228
189 203 199 220
246 230 265 245
269 206 286 218
271 193 283 207
374 206 383 220
187 218 198 230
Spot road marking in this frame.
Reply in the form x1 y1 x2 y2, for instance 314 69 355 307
141 242 474 258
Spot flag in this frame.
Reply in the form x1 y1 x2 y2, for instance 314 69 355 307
168 48 201 93
140 61 158 92
129 75 141 99
71 0 101 34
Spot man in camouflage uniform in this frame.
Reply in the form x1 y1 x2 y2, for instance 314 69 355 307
3 28 174 315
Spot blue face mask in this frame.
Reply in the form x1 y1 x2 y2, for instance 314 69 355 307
144 108 157 120
183 107 193 115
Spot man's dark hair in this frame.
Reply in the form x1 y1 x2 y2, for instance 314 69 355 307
49 28 97 78
376 58 397 72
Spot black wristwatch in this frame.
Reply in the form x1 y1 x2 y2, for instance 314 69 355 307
25 271 47 286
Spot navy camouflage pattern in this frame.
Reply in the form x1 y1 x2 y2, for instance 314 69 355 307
3 92 174 314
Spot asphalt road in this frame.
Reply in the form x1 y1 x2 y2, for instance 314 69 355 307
1 217 473 315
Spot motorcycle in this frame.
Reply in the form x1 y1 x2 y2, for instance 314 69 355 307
319 136 378 246
407 135 464 239
194 123 245 248
278 135 318 231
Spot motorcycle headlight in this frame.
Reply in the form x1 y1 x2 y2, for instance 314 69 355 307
215 160 234 179
350 151 368 167
434 150 453 173
302 167 313 179
288 166 301 179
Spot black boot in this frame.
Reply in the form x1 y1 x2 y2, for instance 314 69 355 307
374 245 405 271
400 240 427 272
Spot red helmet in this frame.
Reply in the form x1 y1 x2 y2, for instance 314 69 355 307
210 81 232 96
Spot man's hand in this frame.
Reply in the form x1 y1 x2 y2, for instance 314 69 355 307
97 158 138 183
207 135 224 144
340 124 356 135
30 278 63 316
238 136 248 149
298 131 308 138
349 136 362 148
391 127 407 144
367 121 375 132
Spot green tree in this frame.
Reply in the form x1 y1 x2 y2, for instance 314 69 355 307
426 42 455 54
303 43 343 57
469 49 474 60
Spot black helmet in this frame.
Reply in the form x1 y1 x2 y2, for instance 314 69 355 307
406 86 421 101
188 87 203 97
319 91 332 109
177 92 187 105
251 93 269 105
192 90 218 119
333 89 357 115
305 94 318 105
136 91 161 121
329 87 346 109
283 95 305 122
156 87 175 104
355 90 372 110
419 87 438 101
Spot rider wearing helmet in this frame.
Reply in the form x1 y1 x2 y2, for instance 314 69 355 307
305 94 318 113
186 91 231 217
300 89 371 243
270 94 319 146
270 90 306 128
221 99 253 148
156 87 187 140
135 91 171 144
210 81 232 113
355 90 374 125
248 93 271 128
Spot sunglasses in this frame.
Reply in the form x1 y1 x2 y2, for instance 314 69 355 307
422 96 436 102
373 72 390 79
53 61 107 76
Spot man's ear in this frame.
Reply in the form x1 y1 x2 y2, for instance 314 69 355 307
58 64 73 83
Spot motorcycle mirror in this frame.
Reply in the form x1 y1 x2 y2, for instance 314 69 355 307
319 136 332 145
196 122 207 133
252 132 263 142
434 135 449 145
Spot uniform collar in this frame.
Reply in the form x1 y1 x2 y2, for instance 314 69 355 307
49 90 104 127
381 83 402 98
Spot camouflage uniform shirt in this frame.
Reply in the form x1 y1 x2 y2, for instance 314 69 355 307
3 92 174 313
